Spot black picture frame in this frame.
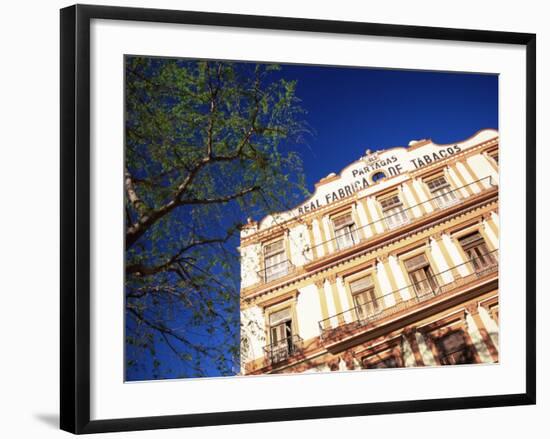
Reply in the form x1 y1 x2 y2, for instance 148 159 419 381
60 4 536 434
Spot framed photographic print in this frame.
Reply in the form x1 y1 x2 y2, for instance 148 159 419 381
60 4 536 434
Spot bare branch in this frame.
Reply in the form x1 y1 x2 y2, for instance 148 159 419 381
125 168 148 217
126 231 236 277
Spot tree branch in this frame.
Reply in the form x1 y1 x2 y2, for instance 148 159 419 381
126 231 236 277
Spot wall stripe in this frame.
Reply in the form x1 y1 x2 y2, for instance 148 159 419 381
407 180 427 216
469 309 499 362
416 333 437 366
351 203 366 241
462 158 485 192
316 216 330 256
486 215 499 238
404 331 425 367
451 163 475 196
479 305 499 350
306 222 318 260
383 258 402 304
315 280 330 329
465 312 494 363
412 178 434 213
328 277 345 324
323 216 335 253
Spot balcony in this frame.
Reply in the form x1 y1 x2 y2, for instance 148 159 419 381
263 334 303 365
258 260 295 284
305 176 495 263
318 250 498 342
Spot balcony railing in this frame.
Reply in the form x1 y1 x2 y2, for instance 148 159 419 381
304 176 495 261
318 250 498 340
258 260 295 284
263 334 303 365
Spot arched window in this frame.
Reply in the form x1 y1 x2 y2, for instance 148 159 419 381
371 171 386 182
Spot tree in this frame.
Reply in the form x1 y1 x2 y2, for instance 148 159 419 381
124 57 309 379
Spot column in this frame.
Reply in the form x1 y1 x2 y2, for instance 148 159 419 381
479 303 499 349
403 180 426 217
377 256 401 306
314 279 330 330
314 215 329 257
389 254 412 301
305 220 318 261
466 303 499 362
367 197 386 233
443 166 461 201
416 331 438 366
322 215 335 253
481 213 499 251
442 233 471 277
456 161 482 194
448 164 474 197
425 236 452 287
357 198 376 238
351 202 366 241
403 327 425 367
284 229 292 266
431 233 462 281
412 178 434 213
327 274 345 325
336 276 353 323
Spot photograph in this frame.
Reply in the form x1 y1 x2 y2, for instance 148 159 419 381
124 56 500 381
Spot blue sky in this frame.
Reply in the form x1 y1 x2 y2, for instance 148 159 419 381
273 64 497 192
126 60 498 381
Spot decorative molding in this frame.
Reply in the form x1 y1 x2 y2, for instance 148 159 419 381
314 279 325 289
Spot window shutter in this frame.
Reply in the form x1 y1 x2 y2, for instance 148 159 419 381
439 331 466 354
426 176 449 192
380 194 402 211
404 253 429 271
350 275 374 294
459 232 484 250
332 213 354 229
264 239 284 256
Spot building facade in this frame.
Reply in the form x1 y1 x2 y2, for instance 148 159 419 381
239 129 499 375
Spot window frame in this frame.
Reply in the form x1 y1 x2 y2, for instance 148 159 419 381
378 192 409 230
349 274 380 321
458 231 496 271
264 300 300 364
424 173 459 209
331 211 359 251
435 329 477 366
262 237 289 283
403 253 439 297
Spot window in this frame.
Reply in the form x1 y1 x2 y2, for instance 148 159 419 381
404 253 438 297
436 330 476 365
364 355 399 369
380 194 409 229
267 307 295 363
349 275 380 321
371 171 386 182
332 212 359 250
425 175 458 208
263 239 288 282
459 232 495 271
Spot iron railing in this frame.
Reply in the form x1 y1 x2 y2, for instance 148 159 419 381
304 176 495 261
257 259 295 284
318 250 498 339
263 334 303 365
